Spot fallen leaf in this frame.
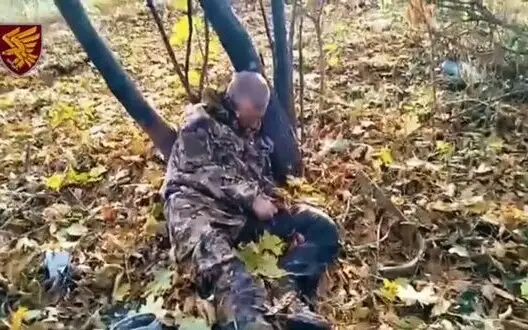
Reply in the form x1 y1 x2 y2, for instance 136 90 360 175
170 0 187 10
481 284 495 302
448 245 470 258
397 283 438 306
11 306 27 330
139 294 167 319
179 317 210 330
474 163 492 174
42 203 71 222
101 204 118 222
259 231 285 256
431 297 452 316
65 223 88 237
237 233 287 279
45 174 65 192
114 283 130 302
400 113 421 136
377 147 393 165
145 267 173 297
143 215 162 237
520 278 528 300
428 200 460 212
379 279 399 302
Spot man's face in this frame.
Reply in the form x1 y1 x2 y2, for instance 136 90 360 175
235 98 265 135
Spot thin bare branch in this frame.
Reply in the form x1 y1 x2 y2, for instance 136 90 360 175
312 15 326 114
259 0 274 52
184 0 194 81
298 12 305 175
288 0 298 61
288 0 299 115
146 0 197 102
199 18 210 97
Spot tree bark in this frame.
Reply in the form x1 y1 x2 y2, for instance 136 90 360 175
55 0 302 182
271 0 294 125
199 0 301 181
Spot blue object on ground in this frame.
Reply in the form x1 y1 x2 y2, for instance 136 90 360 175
44 251 71 280
110 313 163 330
440 60 461 79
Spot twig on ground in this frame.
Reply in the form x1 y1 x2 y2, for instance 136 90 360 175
502 320 528 330
355 170 425 277
23 142 31 172
378 224 425 278
356 170 408 223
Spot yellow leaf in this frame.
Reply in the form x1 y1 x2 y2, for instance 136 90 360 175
378 147 393 165
11 306 27 330
380 279 398 302
0 96 14 110
486 135 503 153
45 174 65 191
436 141 454 156
324 43 339 52
145 267 173 297
188 70 201 87
328 56 340 67
170 17 191 47
237 233 287 278
170 15 205 48
65 167 90 184
259 231 285 256
501 205 528 226
48 102 77 128
208 37 222 62
170 0 187 10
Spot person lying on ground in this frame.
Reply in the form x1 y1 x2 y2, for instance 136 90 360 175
160 71 340 330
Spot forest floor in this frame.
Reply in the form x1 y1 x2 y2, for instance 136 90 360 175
1 1 528 329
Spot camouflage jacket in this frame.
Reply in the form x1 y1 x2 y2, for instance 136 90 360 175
161 89 276 263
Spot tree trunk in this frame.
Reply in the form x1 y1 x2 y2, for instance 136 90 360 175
197 0 302 181
271 0 294 125
53 0 176 159
55 0 302 182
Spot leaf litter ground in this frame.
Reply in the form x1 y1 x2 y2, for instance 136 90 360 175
0 1 528 329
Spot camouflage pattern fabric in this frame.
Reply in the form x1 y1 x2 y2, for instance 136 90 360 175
160 90 277 329
161 89 336 329
161 90 274 273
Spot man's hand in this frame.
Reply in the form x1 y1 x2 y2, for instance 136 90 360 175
252 195 278 220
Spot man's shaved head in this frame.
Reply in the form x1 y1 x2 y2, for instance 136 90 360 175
226 71 270 114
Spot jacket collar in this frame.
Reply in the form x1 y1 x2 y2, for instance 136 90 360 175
201 87 244 134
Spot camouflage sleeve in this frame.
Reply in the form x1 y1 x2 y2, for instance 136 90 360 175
162 105 260 212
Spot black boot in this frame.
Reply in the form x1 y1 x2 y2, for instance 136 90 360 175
269 277 331 330
213 260 274 330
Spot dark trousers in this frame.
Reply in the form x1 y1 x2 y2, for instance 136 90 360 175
235 204 340 299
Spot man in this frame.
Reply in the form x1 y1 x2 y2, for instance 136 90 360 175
161 71 339 330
